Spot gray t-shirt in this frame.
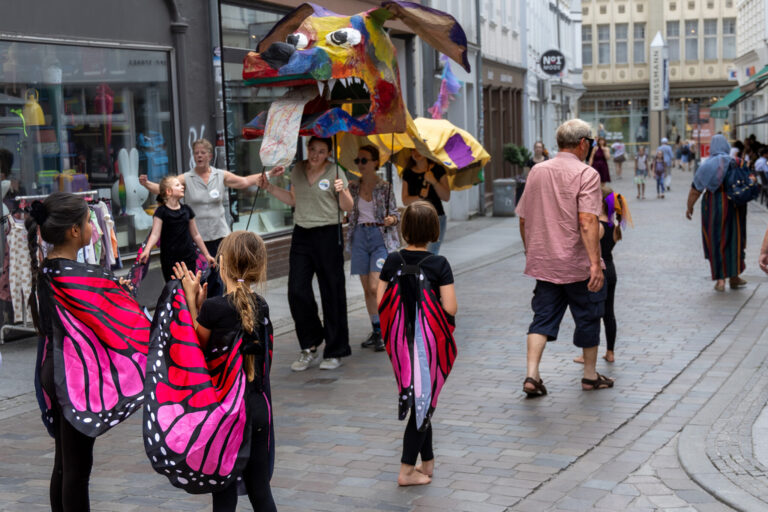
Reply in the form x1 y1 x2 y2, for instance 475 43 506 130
183 167 230 241
291 161 348 229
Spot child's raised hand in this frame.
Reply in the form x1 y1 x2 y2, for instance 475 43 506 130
197 281 208 307
173 262 200 301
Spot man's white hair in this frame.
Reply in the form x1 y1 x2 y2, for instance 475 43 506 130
556 119 593 149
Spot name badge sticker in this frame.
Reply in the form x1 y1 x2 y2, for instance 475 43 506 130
209 189 220 199
318 179 331 191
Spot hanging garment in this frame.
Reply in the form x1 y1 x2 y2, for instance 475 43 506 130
0 218 11 303
8 217 32 323
34 258 150 437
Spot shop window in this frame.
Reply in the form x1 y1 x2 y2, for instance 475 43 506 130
598 24 611 64
703 19 717 60
0 40 175 253
667 21 680 61
221 3 297 237
633 23 645 63
723 18 736 59
582 25 593 66
615 24 628 64
685 20 699 61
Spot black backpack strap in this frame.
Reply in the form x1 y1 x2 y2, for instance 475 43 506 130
400 251 434 276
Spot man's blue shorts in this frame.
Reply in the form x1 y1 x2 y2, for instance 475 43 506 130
528 279 607 348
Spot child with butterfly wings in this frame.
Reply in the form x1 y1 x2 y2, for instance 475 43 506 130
27 193 151 511
143 231 276 512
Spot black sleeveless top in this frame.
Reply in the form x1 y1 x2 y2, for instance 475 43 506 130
600 221 616 264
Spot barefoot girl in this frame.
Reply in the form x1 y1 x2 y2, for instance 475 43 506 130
378 201 458 486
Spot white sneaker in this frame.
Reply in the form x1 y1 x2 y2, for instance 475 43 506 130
318 357 342 370
290 349 318 372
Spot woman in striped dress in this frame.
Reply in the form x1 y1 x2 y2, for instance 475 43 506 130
686 134 749 292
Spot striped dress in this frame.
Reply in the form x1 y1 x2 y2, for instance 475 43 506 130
701 185 746 280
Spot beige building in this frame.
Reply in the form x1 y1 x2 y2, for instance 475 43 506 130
579 0 737 153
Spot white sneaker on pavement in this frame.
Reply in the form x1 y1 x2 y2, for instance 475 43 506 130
318 357 342 370
290 349 318 372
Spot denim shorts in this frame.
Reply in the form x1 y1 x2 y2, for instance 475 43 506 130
528 279 607 348
349 224 388 275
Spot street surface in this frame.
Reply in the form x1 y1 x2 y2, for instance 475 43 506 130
2 172 768 511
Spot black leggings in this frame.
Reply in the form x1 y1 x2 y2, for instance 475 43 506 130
603 261 617 351
401 411 434 466
212 396 276 512
50 407 96 512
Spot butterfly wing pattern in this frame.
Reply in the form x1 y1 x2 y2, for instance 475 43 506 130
143 280 249 494
379 263 457 432
42 259 150 437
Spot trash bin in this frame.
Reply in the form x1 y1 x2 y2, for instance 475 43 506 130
493 178 517 217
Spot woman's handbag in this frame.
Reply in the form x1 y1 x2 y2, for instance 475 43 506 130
725 160 760 205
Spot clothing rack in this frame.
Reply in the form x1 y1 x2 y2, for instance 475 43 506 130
14 190 100 201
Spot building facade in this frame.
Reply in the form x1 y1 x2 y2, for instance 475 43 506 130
525 0 585 153
580 0 737 155
478 0 526 212
732 0 768 141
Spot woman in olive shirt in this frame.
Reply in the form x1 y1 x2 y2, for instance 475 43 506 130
258 137 354 371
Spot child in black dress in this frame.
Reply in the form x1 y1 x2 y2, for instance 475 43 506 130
378 201 457 486
138 175 215 281
174 230 276 512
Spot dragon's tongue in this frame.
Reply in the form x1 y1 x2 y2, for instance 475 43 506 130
259 86 317 168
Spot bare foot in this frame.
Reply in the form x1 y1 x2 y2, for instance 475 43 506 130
398 464 431 486
573 355 584 364
603 351 615 363
415 459 434 477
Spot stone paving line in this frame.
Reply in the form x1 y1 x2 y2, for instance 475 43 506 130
2 173 768 511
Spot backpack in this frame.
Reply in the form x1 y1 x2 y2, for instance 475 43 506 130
725 159 760 205
681 144 691 157
378 252 457 432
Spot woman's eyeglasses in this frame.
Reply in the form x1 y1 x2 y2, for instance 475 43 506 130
354 158 369 165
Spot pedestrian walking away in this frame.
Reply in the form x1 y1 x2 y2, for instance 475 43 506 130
27 193 150 511
516 119 613 397
257 136 354 371
575 186 632 364
658 137 675 190
634 146 648 199
347 145 400 352
144 232 276 512
588 137 611 183
140 138 264 297
137 176 216 281
378 201 458 487
652 149 667 199
687 134 750 292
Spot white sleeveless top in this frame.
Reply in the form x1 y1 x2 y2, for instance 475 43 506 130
183 167 230 241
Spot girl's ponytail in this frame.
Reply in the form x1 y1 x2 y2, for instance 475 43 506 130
230 281 258 382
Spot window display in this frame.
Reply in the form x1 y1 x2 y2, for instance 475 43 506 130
0 40 175 252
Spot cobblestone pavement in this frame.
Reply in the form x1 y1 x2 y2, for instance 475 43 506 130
2 173 768 511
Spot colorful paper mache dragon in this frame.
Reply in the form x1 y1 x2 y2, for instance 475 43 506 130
242 1 471 142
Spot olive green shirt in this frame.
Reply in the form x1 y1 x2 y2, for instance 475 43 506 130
291 161 348 229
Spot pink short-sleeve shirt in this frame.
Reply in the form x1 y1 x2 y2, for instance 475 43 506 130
515 152 602 284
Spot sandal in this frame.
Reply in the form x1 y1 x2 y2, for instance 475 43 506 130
730 277 747 289
581 373 614 390
523 377 547 398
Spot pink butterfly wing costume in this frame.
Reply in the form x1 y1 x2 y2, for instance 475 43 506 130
34 258 151 437
142 280 275 494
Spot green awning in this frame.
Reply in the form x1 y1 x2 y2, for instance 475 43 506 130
710 86 743 118
746 65 768 85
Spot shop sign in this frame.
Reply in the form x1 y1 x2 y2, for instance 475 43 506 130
540 50 565 75
650 32 669 111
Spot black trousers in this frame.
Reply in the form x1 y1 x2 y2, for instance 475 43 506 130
603 260 617 351
212 393 276 512
204 238 224 298
401 411 434 466
50 406 96 512
288 225 350 358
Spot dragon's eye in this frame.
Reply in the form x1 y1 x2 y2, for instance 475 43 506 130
286 33 309 50
326 28 362 47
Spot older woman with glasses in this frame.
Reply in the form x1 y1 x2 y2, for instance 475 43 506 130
346 145 399 351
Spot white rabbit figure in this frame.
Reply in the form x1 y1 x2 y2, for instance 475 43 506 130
119 148 153 230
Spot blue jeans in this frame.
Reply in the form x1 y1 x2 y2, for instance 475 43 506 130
656 176 665 195
428 214 447 254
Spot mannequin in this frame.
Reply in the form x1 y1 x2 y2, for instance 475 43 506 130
118 148 152 230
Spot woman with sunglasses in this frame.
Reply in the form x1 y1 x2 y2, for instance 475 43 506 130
347 145 400 351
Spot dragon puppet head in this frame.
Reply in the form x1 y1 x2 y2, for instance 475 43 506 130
242 1 470 141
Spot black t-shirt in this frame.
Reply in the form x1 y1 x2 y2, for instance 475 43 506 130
402 166 447 216
380 250 453 324
600 221 616 264
197 293 270 389
154 204 196 257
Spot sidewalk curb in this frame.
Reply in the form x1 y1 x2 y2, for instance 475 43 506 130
678 282 768 511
